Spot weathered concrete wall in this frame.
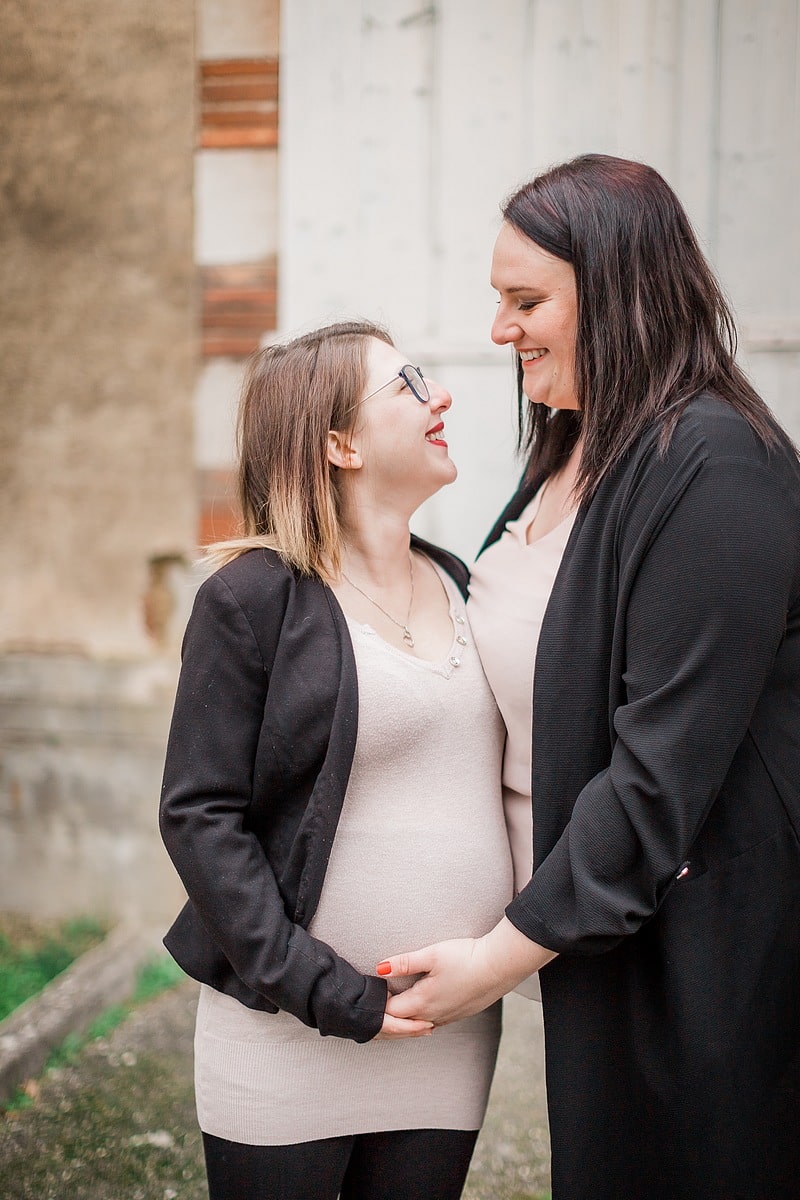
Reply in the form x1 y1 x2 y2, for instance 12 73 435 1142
0 655 185 924
0 0 197 657
0 1 197 923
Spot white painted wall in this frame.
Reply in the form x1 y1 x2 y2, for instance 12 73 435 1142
279 1 531 559
194 358 244 469
279 0 800 561
197 0 279 58
195 151 279 266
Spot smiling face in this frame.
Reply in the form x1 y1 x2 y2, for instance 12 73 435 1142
329 337 457 515
490 221 580 411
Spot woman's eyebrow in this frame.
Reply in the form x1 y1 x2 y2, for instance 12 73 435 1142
492 283 548 297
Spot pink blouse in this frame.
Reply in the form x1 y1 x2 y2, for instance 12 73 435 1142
468 487 577 894
468 489 576 1000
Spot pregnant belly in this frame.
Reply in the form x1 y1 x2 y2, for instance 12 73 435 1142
308 815 514 980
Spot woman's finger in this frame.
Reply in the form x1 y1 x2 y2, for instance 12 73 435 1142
382 937 499 1025
374 1013 434 1040
376 947 435 978
385 979 438 1020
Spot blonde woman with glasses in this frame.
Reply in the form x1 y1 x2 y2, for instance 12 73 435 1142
159 321 514 1200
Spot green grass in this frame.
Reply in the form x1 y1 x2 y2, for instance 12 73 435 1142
43 955 186 1073
0 917 107 1022
2 953 186 1114
131 953 185 1004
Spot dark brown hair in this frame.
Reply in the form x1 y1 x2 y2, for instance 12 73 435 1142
206 320 393 577
502 153 780 495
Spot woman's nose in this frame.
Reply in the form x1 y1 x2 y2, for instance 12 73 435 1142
427 379 452 412
491 306 521 346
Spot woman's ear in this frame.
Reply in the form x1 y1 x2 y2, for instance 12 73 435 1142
327 430 363 470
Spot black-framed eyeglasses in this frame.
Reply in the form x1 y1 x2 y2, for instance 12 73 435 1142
362 364 430 405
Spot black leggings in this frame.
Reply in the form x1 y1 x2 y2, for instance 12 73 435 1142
202 1127 479 1200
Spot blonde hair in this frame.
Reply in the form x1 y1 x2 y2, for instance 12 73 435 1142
205 320 393 578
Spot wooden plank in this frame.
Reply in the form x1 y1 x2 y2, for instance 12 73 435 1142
202 318 276 331
199 127 279 149
199 44 279 150
202 81 278 103
201 256 278 343
203 312 276 330
203 110 279 128
201 58 278 78
203 287 276 308
203 317 274 331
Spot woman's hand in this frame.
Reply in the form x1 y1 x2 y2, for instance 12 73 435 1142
373 1013 435 1040
378 918 557 1027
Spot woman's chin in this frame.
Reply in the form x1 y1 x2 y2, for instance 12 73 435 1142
441 459 458 487
523 383 580 411
416 461 458 505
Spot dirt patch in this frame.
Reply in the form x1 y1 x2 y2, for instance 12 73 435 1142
0 982 205 1200
0 911 101 948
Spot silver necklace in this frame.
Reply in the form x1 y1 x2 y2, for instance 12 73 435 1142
341 554 416 647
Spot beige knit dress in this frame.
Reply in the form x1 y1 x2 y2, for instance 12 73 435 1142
194 561 514 1146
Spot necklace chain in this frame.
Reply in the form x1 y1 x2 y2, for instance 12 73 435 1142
341 554 416 647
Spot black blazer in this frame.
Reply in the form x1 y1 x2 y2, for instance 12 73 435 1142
159 535 468 1043
487 395 800 1198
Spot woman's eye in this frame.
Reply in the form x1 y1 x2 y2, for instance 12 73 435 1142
517 300 538 312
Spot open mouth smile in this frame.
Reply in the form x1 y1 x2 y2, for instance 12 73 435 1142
425 421 447 446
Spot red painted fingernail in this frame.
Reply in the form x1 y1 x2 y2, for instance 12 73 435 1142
376 961 391 976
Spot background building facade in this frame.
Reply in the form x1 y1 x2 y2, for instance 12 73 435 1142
1 0 798 923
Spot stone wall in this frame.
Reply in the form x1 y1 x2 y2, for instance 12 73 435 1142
0 0 197 923
0 0 197 657
0 655 185 924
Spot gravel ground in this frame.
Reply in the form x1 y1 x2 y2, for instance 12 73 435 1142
0 983 550 1199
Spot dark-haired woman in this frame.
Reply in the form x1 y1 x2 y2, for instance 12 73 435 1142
159 321 514 1199
380 155 800 1200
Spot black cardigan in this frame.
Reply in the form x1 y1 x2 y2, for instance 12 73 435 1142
489 395 800 1198
159 535 468 1044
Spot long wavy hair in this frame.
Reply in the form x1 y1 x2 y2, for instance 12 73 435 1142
205 320 393 578
502 154 781 495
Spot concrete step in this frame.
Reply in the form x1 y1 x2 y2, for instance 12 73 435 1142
0 924 162 1102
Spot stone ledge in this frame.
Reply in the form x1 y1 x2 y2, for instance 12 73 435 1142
0 924 162 1102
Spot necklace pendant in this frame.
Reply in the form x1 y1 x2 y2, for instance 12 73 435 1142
402 627 415 647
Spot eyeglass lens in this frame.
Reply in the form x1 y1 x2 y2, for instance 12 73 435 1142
401 366 430 404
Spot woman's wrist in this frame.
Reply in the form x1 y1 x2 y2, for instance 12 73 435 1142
480 916 557 990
